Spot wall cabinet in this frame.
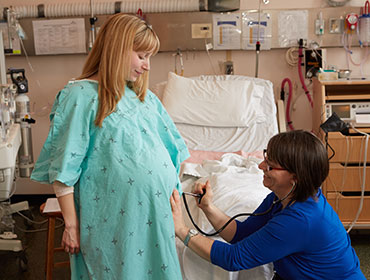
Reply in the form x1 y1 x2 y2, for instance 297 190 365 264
312 78 370 228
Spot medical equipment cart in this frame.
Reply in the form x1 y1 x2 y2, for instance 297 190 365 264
312 78 370 229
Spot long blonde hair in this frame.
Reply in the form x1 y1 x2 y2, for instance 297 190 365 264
79 13 160 127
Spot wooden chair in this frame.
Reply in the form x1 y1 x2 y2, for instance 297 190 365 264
40 202 70 280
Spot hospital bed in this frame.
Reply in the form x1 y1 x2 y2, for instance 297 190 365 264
151 72 285 280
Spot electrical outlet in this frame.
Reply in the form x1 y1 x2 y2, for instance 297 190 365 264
191 23 212 39
329 18 344 34
224 61 234 75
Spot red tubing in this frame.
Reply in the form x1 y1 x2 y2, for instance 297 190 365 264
281 78 294 131
298 47 314 108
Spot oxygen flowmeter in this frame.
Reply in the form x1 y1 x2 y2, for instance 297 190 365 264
8 68 35 178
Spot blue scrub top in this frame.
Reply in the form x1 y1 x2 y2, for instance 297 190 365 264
211 189 366 280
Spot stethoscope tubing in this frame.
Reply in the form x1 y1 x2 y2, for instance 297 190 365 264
182 182 295 236
182 193 279 236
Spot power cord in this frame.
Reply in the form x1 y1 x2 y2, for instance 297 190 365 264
346 125 369 233
15 210 64 233
205 39 218 75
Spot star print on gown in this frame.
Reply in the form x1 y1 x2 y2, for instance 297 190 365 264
30 80 190 279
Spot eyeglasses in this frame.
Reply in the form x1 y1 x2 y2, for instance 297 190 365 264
263 149 286 172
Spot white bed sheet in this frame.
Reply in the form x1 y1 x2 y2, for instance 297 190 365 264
177 154 274 280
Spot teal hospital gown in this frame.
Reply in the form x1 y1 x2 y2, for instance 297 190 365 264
31 80 189 279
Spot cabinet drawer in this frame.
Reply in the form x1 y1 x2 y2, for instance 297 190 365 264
326 192 370 223
325 163 370 192
327 132 370 162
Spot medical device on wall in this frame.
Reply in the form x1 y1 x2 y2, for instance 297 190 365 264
9 69 35 178
325 102 370 127
345 13 359 31
343 3 369 44
304 48 326 78
342 4 369 77
359 0 370 45
315 12 325 35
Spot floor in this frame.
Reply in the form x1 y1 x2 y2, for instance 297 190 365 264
0 195 369 280
0 195 70 280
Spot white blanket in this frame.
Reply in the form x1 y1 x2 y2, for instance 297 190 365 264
178 154 273 280
181 153 271 233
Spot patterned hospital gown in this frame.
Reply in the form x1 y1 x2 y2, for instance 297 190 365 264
31 80 189 279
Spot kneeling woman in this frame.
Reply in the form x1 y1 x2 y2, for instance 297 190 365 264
170 130 365 280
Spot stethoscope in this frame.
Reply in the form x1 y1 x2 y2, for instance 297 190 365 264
182 182 296 237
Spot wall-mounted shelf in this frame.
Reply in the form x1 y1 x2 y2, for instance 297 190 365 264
6 6 362 56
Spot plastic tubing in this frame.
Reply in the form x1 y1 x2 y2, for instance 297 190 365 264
281 78 294 131
342 31 369 77
360 16 370 45
298 45 313 108
0 0 200 19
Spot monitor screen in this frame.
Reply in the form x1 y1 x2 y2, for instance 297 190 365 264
332 104 350 119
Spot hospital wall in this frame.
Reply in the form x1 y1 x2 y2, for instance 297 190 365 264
2 0 368 194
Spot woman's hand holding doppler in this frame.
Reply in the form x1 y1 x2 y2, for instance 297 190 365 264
193 180 213 210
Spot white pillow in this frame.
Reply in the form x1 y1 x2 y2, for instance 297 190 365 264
149 81 167 100
162 72 265 127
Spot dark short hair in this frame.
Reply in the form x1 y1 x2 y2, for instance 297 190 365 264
266 130 329 202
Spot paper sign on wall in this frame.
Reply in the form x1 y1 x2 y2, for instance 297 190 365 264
32 18 86 55
278 10 308 48
241 12 272 50
213 13 241 50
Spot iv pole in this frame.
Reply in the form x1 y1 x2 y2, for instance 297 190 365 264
255 0 262 78
255 0 270 78
89 0 97 50
0 32 6 84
